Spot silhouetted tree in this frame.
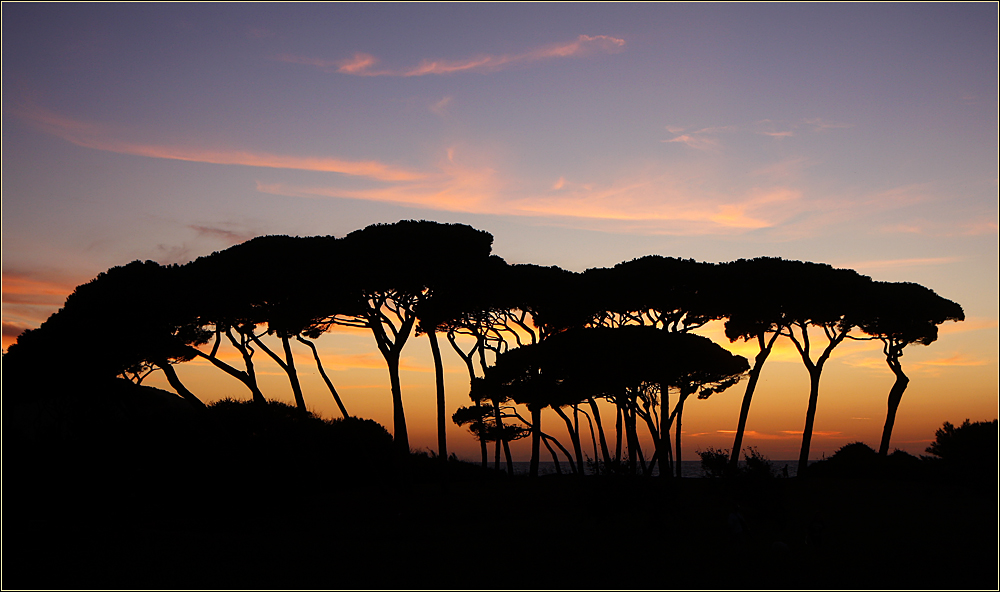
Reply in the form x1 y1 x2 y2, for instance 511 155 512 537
924 419 997 480
417 255 514 467
8 260 210 407
330 221 494 458
720 258 798 472
856 281 964 455
780 262 872 476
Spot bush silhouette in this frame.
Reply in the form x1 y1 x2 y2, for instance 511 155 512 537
924 419 998 483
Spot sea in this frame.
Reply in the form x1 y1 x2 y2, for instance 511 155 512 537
500 460 803 478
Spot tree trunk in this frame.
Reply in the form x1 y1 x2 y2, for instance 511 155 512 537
797 366 822 476
427 329 447 461
879 360 910 456
387 354 410 457
280 336 308 413
615 400 623 466
624 403 642 476
554 406 584 476
189 346 266 404
530 405 541 477
729 349 770 471
660 385 673 478
297 336 349 418
156 359 205 408
229 328 266 405
587 397 613 469
674 396 685 479
448 332 488 468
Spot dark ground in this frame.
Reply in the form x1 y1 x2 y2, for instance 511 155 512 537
2 382 996 590
3 462 996 590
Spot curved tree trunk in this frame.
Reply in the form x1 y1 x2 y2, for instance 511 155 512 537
251 333 307 413
280 336 307 412
386 355 410 457
587 397 613 469
427 329 447 461
879 359 910 456
729 336 777 471
797 367 822 476
188 346 266 404
155 359 205 408
503 439 514 475
297 336 349 418
554 406 584 476
448 331 488 467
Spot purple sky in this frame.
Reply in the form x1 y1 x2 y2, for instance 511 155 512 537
3 4 996 459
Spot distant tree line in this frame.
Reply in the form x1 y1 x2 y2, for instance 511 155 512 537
5 220 965 477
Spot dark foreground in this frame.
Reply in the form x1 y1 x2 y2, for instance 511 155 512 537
3 383 996 589
3 461 996 590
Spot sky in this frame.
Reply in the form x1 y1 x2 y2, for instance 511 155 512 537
3 4 997 462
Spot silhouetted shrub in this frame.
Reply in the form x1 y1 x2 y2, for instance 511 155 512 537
697 446 775 479
742 446 776 479
924 419 998 483
699 447 730 477
804 441 880 478
207 398 393 479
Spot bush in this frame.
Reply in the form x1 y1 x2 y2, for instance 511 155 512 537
698 447 730 478
924 419 998 483
742 446 776 479
697 447 775 479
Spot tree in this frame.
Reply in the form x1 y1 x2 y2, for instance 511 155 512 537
780 262 872 476
331 220 494 458
856 281 964 455
416 255 514 467
7 260 210 407
720 258 798 472
925 419 998 476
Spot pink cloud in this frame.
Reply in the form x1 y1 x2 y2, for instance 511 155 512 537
663 134 720 151
15 103 426 182
277 34 625 77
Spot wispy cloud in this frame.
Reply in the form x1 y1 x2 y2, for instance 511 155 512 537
430 95 453 117
938 317 998 335
715 429 843 440
258 148 809 235
2 271 77 303
276 34 625 77
188 224 258 245
663 134 720 152
15 102 426 182
840 351 993 373
664 118 851 151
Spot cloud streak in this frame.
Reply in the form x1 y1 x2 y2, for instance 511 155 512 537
664 118 852 151
15 103 426 182
276 34 625 77
257 150 808 235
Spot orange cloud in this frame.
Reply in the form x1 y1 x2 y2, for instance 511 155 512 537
913 353 993 368
277 34 625 77
714 429 843 440
258 148 809 236
663 134 720 151
15 103 426 182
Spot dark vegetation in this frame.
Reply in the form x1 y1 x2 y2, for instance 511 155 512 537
2 219 994 588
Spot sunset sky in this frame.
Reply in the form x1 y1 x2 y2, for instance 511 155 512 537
3 4 997 462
